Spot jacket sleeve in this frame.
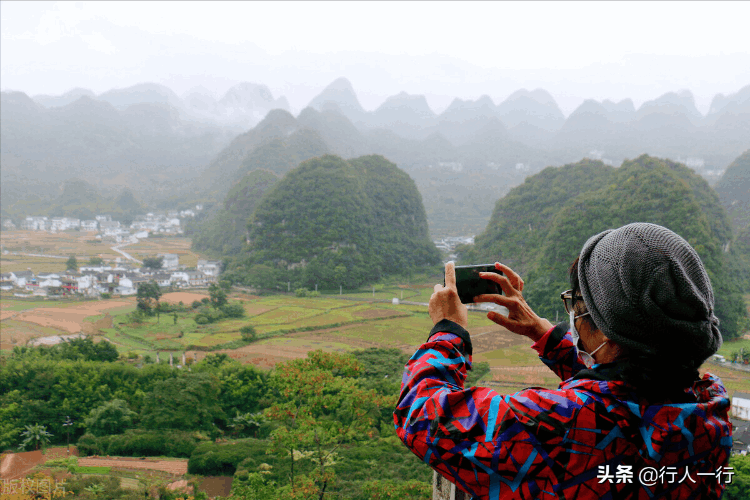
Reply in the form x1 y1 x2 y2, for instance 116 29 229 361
532 323 588 381
393 321 586 499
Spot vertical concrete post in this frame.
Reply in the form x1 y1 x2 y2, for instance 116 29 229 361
432 471 469 500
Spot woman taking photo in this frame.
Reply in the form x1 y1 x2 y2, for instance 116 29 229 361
394 222 732 499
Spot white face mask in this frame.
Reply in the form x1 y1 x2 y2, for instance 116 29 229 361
570 309 607 368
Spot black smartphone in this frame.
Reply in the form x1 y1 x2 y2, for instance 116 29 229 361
445 264 504 304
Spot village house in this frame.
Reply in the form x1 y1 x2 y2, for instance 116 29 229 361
158 253 180 270
733 392 750 421
114 275 138 295
170 271 190 287
153 272 172 287
3 219 17 230
197 260 222 277
95 215 112 222
37 273 62 290
74 273 98 296
10 270 36 288
21 216 48 231
732 418 750 455
81 220 98 232
99 220 122 235
49 217 81 232
187 271 209 287
0 273 14 291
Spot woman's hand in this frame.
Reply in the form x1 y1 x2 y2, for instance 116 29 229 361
474 262 553 342
429 261 468 329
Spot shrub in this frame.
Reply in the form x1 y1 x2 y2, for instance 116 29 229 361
221 303 246 318
77 429 203 458
101 293 111 299
192 300 202 309
240 325 256 342
188 439 269 475
76 433 104 456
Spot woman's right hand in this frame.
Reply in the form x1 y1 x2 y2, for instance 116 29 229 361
473 262 553 342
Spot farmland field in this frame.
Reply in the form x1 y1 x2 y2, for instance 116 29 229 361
125 237 202 267
0 230 123 271
0 230 199 272
3 278 750 398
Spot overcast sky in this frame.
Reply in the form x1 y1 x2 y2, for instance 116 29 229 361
2 1 749 116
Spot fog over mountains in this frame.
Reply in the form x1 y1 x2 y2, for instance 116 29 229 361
2 77 749 236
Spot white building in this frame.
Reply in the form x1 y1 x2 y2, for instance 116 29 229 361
733 392 750 421
197 260 222 276
81 220 98 231
21 216 48 231
99 220 122 235
115 276 137 295
49 217 81 232
159 253 179 270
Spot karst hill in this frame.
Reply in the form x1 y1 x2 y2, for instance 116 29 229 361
460 154 746 339
227 154 440 290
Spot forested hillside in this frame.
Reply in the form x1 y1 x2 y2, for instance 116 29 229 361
3 178 146 223
715 150 750 294
715 150 750 231
460 155 748 339
225 155 440 289
191 169 279 256
0 90 235 218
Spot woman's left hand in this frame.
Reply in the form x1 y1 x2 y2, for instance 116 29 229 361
429 261 468 328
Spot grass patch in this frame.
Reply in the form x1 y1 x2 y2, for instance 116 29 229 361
474 346 540 366
0 298 85 311
71 466 112 474
718 338 750 359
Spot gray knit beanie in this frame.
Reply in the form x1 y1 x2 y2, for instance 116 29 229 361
577 222 722 363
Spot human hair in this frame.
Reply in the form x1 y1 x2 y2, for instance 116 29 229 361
569 256 700 402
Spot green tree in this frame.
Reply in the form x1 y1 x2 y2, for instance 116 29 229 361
66 255 78 271
228 411 265 438
58 336 119 362
88 256 104 266
264 350 386 498
361 479 432 500
84 399 137 437
140 373 226 435
240 325 257 342
136 281 162 315
209 283 228 309
227 472 276 500
0 401 22 450
19 423 53 451
724 454 750 499
142 255 164 270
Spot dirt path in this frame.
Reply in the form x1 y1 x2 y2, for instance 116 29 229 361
78 457 187 475
0 448 76 481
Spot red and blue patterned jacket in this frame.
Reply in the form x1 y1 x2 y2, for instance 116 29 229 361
394 320 732 499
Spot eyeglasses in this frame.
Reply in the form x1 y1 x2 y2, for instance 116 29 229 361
560 289 582 314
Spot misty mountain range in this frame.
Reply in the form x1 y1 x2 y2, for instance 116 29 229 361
2 77 749 236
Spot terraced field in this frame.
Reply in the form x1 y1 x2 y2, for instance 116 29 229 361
4 286 750 397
